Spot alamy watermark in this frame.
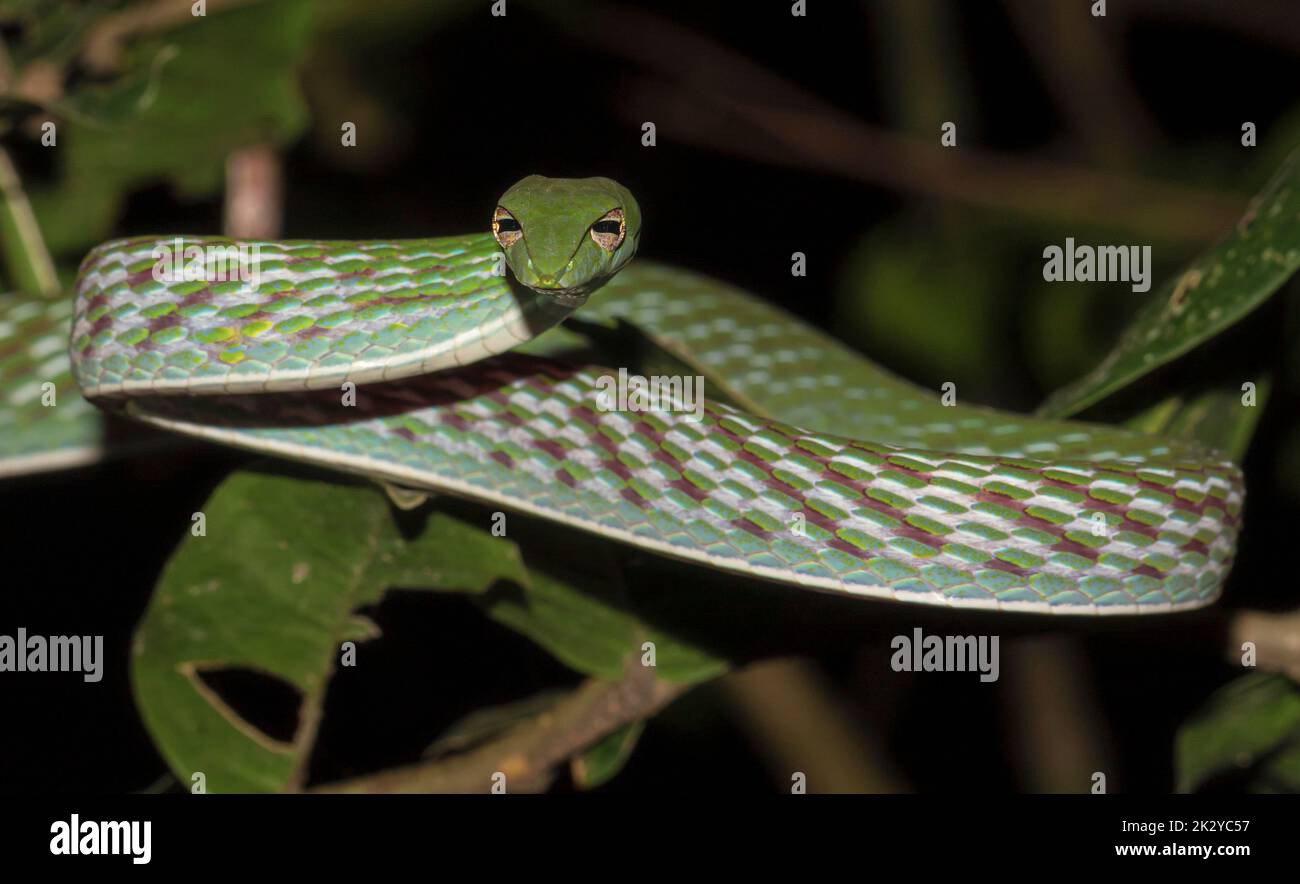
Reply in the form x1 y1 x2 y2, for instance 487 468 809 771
0 628 103 682
1042 237 1151 292
50 815 150 864
890 627 999 683
594 367 705 422
151 237 262 289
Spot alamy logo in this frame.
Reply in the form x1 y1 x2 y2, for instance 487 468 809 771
594 367 705 422
890 627 999 683
0 628 104 682
50 815 151 864
1042 237 1152 292
152 237 262 288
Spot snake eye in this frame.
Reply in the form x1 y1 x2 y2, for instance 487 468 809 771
590 208 625 251
493 207 522 247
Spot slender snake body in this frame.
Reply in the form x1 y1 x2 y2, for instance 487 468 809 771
44 177 1244 614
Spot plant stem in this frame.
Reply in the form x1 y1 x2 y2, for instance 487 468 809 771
309 662 689 794
0 145 59 296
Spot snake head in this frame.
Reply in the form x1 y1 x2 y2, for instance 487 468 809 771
493 175 640 305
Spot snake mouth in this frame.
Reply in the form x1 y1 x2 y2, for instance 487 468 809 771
522 277 600 306
538 288 590 307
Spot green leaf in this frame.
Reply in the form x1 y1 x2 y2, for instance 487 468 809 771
135 470 725 792
0 45 179 133
571 721 645 789
478 550 640 681
424 689 569 759
1176 674 1300 793
29 0 315 257
1040 149 1300 418
133 472 526 793
0 0 107 72
1122 377 1270 462
55 45 179 126
475 526 730 684
642 618 731 684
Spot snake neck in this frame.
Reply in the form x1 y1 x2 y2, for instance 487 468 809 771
516 286 587 339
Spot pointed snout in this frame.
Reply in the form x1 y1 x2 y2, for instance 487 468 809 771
527 250 573 287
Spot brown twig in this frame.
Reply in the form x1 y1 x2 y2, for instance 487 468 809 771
871 0 970 141
0 145 59 296
1000 636 1113 793
1119 0 1300 56
590 7 1243 242
1003 0 1162 164
721 657 905 793
224 144 284 240
708 95 1238 241
1225 608 1300 682
309 662 688 794
82 0 264 72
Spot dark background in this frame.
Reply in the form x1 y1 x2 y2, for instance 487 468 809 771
2 0 1298 794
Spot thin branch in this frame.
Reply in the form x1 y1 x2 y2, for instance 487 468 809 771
1119 0 1300 57
721 657 905 793
706 94 1239 241
309 662 688 794
0 36 15 93
82 0 265 73
1000 636 1113 793
224 144 283 240
871 0 971 145
1225 608 1300 682
0 145 59 296
590 7 1242 242
1003 0 1162 164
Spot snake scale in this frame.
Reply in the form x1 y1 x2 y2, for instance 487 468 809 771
26 176 1245 614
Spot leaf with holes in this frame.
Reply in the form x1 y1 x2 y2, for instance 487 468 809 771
135 470 723 793
1039 149 1300 418
132 471 527 793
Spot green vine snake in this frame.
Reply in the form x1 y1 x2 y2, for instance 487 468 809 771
14 176 1245 614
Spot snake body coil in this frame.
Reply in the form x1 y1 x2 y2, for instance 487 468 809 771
64 177 1243 615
